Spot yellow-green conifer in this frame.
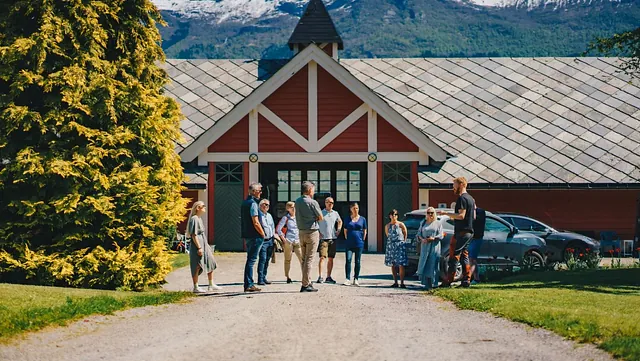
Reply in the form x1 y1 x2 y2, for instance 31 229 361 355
0 0 187 290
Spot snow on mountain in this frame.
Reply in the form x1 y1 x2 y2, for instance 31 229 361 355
152 0 626 21
152 0 308 22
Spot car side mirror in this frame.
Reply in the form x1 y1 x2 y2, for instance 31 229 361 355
510 227 519 236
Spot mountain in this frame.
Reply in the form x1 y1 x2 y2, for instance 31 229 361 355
154 0 640 59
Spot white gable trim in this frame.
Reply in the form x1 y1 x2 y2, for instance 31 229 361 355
317 103 367 151
181 44 447 162
308 61 319 152
258 104 311 151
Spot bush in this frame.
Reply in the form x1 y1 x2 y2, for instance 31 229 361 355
0 241 171 291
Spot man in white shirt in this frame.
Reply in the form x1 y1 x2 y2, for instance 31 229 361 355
317 197 343 284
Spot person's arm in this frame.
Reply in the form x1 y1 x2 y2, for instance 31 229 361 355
399 222 408 241
384 223 389 237
314 202 323 222
276 217 286 239
188 217 203 255
252 216 265 238
438 198 468 220
344 221 348 239
336 215 343 233
362 218 367 241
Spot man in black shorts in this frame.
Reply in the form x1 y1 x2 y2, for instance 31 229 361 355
317 197 342 284
437 177 475 288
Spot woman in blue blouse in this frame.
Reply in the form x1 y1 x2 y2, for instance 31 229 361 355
343 202 367 286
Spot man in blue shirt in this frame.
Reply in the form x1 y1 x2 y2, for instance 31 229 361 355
240 182 265 292
258 199 277 286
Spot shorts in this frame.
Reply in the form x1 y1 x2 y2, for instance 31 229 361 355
468 238 483 260
318 239 337 258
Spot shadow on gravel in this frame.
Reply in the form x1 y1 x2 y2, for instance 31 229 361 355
197 290 301 298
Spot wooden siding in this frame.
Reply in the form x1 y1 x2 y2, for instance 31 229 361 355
428 189 639 239
320 114 368 152
317 66 363 138
258 114 306 152
262 65 309 139
179 190 199 234
322 45 333 57
208 116 249 153
377 116 419 152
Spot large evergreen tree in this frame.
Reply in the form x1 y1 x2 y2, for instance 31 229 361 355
0 0 187 289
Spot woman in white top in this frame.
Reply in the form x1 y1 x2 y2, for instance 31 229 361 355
276 201 303 284
416 207 444 290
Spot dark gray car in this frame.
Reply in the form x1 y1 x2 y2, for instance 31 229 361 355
495 213 600 263
403 209 547 280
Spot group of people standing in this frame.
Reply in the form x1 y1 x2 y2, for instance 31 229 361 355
185 176 482 293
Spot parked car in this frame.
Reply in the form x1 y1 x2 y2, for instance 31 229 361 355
403 209 547 280
494 213 600 263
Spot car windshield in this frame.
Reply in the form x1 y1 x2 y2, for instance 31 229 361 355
402 216 423 230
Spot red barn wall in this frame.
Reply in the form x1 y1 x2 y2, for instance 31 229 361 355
377 116 418 152
208 116 249 152
178 190 199 233
428 189 638 239
258 114 305 152
262 65 308 139
321 115 368 152
317 66 363 138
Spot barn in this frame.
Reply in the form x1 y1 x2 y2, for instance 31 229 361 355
168 0 640 252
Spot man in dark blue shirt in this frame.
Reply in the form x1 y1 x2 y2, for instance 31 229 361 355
241 182 266 292
437 177 475 288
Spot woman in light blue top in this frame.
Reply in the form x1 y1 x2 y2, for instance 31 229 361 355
416 207 444 290
276 201 303 284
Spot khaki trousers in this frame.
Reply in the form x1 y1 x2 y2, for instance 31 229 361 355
300 230 320 287
283 241 303 278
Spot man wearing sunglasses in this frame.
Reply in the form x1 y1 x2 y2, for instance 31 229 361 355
241 182 266 292
317 197 343 284
257 199 277 286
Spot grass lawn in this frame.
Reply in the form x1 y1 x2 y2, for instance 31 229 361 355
169 252 190 270
0 283 192 342
434 268 640 361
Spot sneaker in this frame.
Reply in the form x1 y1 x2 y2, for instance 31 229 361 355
353 279 360 287
391 283 399 288
317 277 324 284
193 286 206 294
325 277 337 284
300 285 319 292
207 284 222 291
456 282 470 289
343 280 352 286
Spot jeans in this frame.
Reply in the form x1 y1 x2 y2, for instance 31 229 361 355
258 238 274 283
244 237 264 289
345 247 363 280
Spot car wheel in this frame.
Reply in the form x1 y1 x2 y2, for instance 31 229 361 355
522 250 544 270
440 256 462 282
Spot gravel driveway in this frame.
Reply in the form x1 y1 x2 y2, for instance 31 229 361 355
0 253 613 361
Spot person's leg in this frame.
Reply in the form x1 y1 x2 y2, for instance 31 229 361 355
284 241 293 279
300 232 317 288
391 265 398 284
345 248 353 281
244 238 263 290
318 256 325 279
318 240 328 281
264 241 274 282
446 236 458 285
192 265 201 286
399 266 405 286
354 247 363 280
327 241 336 280
294 243 303 266
470 258 478 281
257 240 268 284
457 233 473 286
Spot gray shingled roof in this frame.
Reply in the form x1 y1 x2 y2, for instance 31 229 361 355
164 57 640 185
